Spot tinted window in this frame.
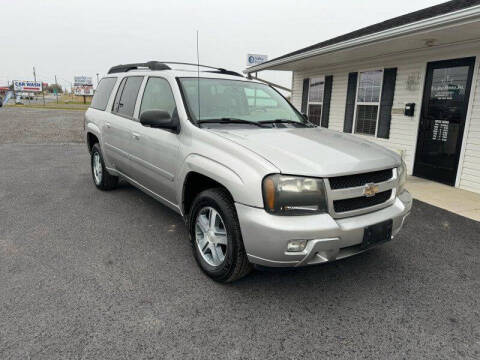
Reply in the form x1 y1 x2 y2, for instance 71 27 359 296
113 76 143 118
90 77 117 111
140 77 176 117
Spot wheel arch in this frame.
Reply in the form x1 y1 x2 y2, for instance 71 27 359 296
179 154 244 218
86 132 99 153
85 121 102 154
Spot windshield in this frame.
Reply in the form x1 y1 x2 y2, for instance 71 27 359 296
178 77 306 125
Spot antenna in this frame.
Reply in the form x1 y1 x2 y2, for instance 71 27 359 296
196 30 201 122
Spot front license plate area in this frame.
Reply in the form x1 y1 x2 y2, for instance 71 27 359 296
362 219 393 249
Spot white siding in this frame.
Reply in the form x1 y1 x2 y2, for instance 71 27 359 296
460 59 480 193
290 43 480 193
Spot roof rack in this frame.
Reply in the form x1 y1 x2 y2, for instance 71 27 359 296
108 61 170 74
107 61 243 77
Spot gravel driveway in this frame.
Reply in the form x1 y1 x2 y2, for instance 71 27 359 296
0 108 479 359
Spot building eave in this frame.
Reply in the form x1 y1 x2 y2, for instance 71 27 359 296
244 4 480 74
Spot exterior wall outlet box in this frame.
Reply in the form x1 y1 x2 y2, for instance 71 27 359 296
405 103 415 117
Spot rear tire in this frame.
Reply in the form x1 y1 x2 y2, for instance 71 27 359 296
189 188 252 283
91 143 118 191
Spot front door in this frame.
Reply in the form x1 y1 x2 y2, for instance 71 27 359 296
414 57 475 185
128 76 180 204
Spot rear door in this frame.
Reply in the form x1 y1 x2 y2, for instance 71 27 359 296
103 76 144 174
128 76 180 204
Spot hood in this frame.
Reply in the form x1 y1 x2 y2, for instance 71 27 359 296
210 127 401 177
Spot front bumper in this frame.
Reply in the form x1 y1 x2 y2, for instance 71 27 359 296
235 190 412 267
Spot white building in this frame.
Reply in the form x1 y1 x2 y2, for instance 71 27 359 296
246 0 480 194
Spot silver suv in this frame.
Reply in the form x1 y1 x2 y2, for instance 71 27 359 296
85 61 412 282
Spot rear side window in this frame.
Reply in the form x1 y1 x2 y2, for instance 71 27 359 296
140 77 176 117
90 77 117 111
112 76 144 118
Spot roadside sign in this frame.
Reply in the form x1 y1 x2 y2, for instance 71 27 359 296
73 76 93 86
13 80 42 92
73 86 94 96
246 54 268 67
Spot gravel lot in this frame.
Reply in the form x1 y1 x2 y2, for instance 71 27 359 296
1 108 479 359
0 107 84 144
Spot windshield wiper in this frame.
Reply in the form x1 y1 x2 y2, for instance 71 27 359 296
197 118 268 128
259 119 309 127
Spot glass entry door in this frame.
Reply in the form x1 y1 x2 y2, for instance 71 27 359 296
413 57 476 185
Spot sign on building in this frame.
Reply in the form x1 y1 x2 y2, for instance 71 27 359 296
246 54 268 67
73 76 93 86
13 80 42 92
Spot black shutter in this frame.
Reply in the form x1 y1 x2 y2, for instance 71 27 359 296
301 78 309 114
321 75 333 128
377 68 397 139
344 72 358 133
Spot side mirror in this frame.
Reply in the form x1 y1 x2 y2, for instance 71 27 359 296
140 110 179 132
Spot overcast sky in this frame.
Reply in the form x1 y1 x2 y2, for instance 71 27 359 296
1 0 446 89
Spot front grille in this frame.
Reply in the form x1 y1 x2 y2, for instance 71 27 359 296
329 169 393 190
333 190 392 213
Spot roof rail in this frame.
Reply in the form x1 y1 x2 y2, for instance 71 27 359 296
107 61 171 74
161 62 243 77
107 60 243 77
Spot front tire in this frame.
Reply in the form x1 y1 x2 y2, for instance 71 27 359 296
91 143 118 190
189 188 252 283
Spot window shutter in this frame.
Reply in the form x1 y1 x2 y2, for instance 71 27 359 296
344 72 358 133
377 68 397 139
301 78 309 114
321 75 333 128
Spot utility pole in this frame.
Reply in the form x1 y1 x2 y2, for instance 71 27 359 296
96 73 100 84
55 75 59 104
33 66 36 81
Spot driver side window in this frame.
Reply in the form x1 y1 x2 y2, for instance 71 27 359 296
140 77 177 117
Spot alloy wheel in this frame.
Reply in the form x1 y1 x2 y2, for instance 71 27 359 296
195 206 228 267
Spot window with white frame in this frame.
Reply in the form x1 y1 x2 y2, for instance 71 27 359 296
354 70 383 136
307 77 325 126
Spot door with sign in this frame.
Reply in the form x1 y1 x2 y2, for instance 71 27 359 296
413 57 475 186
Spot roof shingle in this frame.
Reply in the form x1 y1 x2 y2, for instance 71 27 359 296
257 0 480 66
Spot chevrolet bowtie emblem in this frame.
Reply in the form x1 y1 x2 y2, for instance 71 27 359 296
363 183 379 197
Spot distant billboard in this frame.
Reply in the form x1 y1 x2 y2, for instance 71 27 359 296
74 76 93 86
73 85 94 96
13 80 42 92
246 54 268 67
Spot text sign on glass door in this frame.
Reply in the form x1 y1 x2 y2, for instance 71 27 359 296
432 120 449 142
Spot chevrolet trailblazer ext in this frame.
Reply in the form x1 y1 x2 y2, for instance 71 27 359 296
85 61 412 282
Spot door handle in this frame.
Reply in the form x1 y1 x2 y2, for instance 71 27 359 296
132 132 141 140
106 122 111 128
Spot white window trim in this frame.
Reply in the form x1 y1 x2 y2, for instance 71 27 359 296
307 76 325 123
353 69 384 137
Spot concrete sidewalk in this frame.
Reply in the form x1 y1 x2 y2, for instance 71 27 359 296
406 176 480 221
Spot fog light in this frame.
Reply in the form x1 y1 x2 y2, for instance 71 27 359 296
287 239 308 252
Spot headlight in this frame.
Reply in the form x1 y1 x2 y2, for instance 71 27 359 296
397 160 407 193
262 174 327 215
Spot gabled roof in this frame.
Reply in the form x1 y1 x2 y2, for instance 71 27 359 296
246 0 480 72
